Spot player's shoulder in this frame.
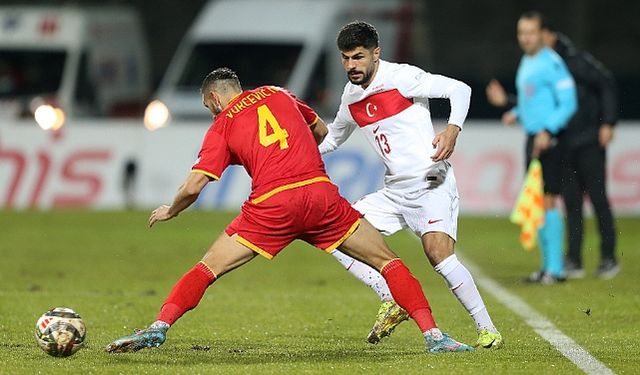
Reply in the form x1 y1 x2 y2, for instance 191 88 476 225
251 85 285 97
383 60 426 74
267 85 298 103
199 119 225 146
211 115 228 133
244 85 293 107
382 60 421 73
382 60 430 88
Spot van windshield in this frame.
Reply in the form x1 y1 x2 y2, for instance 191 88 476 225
0 49 66 97
177 42 302 90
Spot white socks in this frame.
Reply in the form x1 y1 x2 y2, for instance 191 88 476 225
424 327 443 340
150 320 170 330
434 254 496 333
330 250 393 302
330 250 497 334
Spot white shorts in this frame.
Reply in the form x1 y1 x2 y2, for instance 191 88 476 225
352 166 459 240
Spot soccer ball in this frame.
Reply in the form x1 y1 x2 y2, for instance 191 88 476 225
35 307 86 357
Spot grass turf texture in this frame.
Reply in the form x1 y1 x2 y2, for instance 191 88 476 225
1 210 638 374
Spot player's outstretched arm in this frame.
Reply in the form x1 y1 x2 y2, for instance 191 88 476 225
149 172 210 227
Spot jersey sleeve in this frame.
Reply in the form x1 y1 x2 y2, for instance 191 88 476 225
318 89 357 154
281 88 319 126
543 53 577 134
191 126 232 180
395 65 471 128
296 97 320 126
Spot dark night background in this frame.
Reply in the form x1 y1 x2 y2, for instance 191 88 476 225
4 0 639 119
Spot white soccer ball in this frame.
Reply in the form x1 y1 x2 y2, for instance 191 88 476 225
35 307 86 357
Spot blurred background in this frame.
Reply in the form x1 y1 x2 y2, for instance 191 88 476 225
1 0 639 214
3 0 639 118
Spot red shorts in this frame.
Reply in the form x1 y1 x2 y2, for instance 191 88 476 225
225 181 362 259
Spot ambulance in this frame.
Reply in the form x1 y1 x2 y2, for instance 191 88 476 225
0 5 150 129
144 0 413 130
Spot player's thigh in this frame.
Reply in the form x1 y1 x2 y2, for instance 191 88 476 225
338 218 398 272
201 232 258 277
353 190 405 235
405 168 459 242
227 198 300 260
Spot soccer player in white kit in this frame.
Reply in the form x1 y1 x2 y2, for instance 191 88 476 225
315 21 503 349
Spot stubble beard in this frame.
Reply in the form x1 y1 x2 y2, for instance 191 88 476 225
212 103 224 116
348 64 374 86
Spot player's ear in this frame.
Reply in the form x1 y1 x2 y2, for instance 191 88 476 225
372 47 381 61
210 91 221 108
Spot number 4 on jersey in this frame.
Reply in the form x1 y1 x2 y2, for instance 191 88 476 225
258 104 289 150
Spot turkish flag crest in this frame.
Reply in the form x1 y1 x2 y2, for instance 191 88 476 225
348 89 412 127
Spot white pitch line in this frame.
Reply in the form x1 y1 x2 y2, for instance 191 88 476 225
459 255 615 375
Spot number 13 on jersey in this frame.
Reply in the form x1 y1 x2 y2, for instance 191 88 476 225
258 104 289 150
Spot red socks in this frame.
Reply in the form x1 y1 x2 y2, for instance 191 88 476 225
156 259 434 333
157 261 216 325
381 259 436 332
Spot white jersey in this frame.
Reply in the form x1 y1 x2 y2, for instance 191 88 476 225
319 60 471 191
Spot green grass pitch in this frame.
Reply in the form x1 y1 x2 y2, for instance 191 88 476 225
1 210 638 374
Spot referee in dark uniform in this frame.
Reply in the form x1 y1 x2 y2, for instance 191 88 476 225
486 25 620 279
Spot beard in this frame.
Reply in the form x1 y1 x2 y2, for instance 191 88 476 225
211 103 224 116
347 65 374 86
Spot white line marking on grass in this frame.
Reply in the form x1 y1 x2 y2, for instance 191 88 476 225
460 255 615 375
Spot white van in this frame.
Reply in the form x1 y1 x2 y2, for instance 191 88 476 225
0 5 150 128
145 0 412 129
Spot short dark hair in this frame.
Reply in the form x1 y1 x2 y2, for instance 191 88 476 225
520 11 550 30
337 21 379 51
200 67 241 94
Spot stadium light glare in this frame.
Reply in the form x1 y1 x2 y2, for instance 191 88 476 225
34 104 65 130
144 100 170 131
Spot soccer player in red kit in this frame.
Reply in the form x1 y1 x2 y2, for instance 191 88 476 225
105 68 473 354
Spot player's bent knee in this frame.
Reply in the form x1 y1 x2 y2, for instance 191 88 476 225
421 232 455 265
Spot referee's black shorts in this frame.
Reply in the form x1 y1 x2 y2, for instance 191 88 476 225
525 134 564 195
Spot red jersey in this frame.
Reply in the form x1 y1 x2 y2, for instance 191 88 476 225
192 86 328 203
